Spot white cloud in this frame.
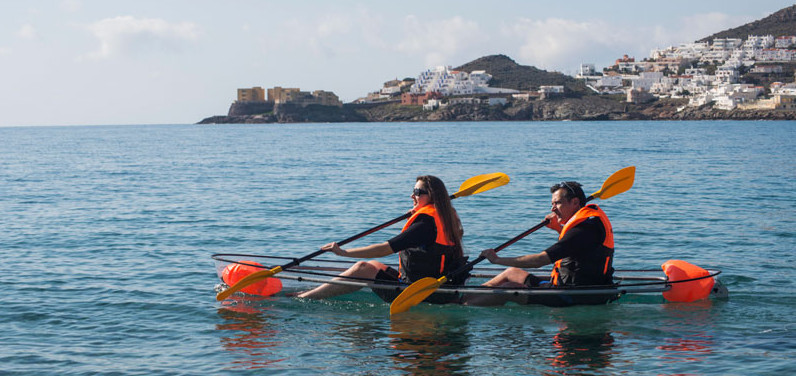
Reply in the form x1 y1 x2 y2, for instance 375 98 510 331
258 13 365 59
60 0 82 12
316 14 351 38
81 16 200 60
356 8 387 49
501 18 630 71
257 12 483 66
16 24 38 40
0 47 11 56
396 15 485 67
672 12 752 43
500 12 752 72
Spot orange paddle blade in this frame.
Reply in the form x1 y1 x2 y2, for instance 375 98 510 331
451 172 509 199
216 266 282 301
590 166 635 200
389 276 446 315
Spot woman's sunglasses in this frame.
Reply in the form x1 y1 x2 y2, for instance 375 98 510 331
412 188 429 196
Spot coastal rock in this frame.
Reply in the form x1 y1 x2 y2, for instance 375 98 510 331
228 101 274 116
198 97 795 124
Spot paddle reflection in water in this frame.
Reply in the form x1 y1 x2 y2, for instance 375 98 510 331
388 311 471 376
215 297 286 370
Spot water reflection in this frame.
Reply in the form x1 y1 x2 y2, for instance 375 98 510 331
655 300 717 365
545 310 617 374
215 296 285 370
388 311 471 375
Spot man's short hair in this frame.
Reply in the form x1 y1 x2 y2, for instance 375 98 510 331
551 181 586 205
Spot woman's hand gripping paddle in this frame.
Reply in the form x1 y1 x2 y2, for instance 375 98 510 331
216 172 511 301
389 166 636 315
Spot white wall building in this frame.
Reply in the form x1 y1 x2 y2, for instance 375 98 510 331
410 66 495 96
743 35 774 50
756 48 796 62
715 67 739 84
775 36 796 48
578 64 597 77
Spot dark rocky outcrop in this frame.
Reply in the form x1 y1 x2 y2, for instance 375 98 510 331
699 5 796 42
455 54 590 95
200 103 367 124
228 101 274 116
198 97 795 124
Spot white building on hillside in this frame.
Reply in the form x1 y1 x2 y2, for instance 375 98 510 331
411 66 496 96
715 67 739 84
775 36 796 48
743 35 774 51
577 64 597 77
632 72 664 91
756 48 796 62
689 84 763 109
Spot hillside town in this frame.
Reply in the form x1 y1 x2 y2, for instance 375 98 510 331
580 35 796 110
224 32 796 122
349 34 796 112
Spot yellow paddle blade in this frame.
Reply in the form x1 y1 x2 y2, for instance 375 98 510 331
590 166 635 200
389 276 446 315
216 266 282 301
452 172 509 199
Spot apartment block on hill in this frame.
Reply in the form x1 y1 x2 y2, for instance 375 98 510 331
581 33 796 110
237 87 266 102
236 86 342 107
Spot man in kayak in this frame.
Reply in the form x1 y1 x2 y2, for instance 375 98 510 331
296 175 468 303
463 181 617 306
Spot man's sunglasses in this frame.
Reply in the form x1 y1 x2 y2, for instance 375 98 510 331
558 181 576 196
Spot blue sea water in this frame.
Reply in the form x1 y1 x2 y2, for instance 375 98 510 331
0 120 794 375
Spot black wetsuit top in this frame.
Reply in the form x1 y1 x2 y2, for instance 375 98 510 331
523 217 618 306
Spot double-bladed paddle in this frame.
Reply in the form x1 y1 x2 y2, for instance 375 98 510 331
216 172 510 301
389 166 636 315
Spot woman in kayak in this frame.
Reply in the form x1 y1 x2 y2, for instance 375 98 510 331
296 175 467 303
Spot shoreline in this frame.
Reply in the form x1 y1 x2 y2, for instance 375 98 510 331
197 98 796 124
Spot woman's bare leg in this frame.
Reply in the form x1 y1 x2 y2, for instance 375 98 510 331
296 261 383 299
462 267 529 306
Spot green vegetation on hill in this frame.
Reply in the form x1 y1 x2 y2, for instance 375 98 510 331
698 5 796 41
454 54 591 95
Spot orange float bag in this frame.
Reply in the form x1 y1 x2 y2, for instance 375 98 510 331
221 261 283 296
661 260 714 302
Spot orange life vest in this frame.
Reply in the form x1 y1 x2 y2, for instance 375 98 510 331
550 204 614 286
401 204 455 246
398 204 462 281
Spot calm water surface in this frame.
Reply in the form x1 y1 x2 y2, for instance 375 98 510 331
1 121 794 375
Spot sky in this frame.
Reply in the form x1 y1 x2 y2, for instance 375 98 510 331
1 0 793 126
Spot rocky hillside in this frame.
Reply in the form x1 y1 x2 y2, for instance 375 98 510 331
198 96 795 124
698 5 796 41
455 54 591 95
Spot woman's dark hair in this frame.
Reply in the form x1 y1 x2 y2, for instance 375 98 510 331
551 181 586 207
417 175 464 257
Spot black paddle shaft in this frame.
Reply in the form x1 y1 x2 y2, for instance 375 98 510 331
446 193 598 278
447 219 551 278
285 192 461 270
281 212 412 270
291 192 464 267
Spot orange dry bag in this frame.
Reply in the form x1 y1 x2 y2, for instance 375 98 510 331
661 260 714 303
221 261 283 296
